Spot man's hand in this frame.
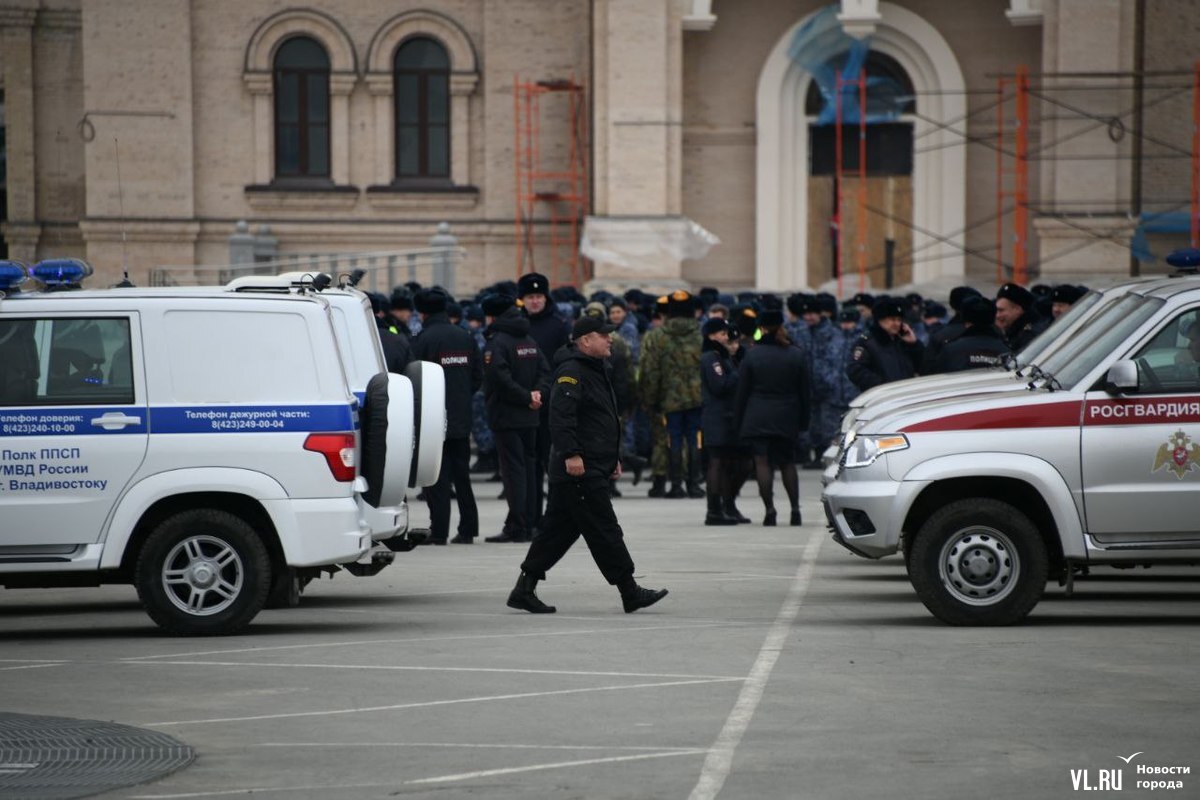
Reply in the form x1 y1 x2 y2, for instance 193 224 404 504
565 455 585 477
899 323 917 344
529 390 543 410
611 461 623 480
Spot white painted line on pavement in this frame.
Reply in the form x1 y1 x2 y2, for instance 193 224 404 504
258 741 700 752
143 677 742 728
688 531 823 800
405 749 706 785
126 660 742 681
121 622 739 661
0 663 64 671
130 752 707 799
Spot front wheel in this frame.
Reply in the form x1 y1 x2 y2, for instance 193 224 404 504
908 498 1048 626
135 509 270 635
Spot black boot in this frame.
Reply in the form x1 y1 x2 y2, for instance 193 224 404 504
705 491 738 526
685 441 705 498
622 453 647 486
618 578 669 613
790 507 802 526
725 498 752 524
507 572 556 613
666 448 686 498
648 476 667 498
470 452 497 474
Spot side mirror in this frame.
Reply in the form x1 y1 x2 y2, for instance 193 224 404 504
1104 359 1139 394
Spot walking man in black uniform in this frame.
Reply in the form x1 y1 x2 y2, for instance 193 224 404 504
411 288 483 544
507 315 669 614
482 294 551 543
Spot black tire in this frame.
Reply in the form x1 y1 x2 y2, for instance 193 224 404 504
135 509 271 636
359 372 389 508
908 498 1048 626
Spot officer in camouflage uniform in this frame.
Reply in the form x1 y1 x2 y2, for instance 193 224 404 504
639 290 704 499
639 295 671 496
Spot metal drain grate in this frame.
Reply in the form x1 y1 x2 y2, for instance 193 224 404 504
0 712 193 800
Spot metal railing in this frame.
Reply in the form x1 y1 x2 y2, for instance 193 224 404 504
150 247 466 294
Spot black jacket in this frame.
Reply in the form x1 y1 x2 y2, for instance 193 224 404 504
410 313 483 439
934 325 1010 373
526 305 573 366
735 337 811 441
548 346 622 483
379 330 412 374
700 338 739 448
921 315 965 373
846 323 924 391
1004 312 1046 353
483 308 551 430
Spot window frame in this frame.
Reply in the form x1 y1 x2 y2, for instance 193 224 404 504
393 36 451 182
273 36 332 180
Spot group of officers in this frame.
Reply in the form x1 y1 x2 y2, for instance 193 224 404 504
370 272 1086 614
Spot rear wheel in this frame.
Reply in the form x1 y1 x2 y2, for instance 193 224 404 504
909 498 1047 626
135 509 270 636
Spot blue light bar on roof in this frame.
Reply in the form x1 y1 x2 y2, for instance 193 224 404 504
1166 248 1200 268
0 260 29 292
31 258 93 288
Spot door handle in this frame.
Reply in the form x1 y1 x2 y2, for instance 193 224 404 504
91 413 142 430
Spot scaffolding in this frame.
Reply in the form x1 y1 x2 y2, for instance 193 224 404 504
513 76 590 287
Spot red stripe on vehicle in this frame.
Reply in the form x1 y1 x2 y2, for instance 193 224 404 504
1084 397 1200 426
901 401 1082 433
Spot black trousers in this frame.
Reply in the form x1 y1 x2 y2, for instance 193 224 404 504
533 414 551 530
494 427 538 538
424 437 477 541
520 475 636 585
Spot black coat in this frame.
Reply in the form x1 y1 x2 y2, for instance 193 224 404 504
934 325 1010 373
379 330 412 374
483 308 551 431
734 337 811 441
526 305 573 366
700 338 739 448
1004 312 1046 353
921 315 964 373
846 323 924 391
410 313 483 439
547 346 622 483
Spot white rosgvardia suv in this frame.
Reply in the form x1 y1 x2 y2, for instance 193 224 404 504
822 277 1200 626
0 263 443 635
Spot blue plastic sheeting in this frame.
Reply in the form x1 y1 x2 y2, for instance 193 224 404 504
789 4 909 126
1131 211 1192 263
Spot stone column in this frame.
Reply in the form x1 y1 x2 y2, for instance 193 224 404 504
1 2 41 261
365 73 393 185
244 74 273 185
1033 0 1138 282
329 73 356 187
449 73 478 187
587 0 694 291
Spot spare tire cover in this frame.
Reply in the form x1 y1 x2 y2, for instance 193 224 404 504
405 360 446 489
359 372 413 508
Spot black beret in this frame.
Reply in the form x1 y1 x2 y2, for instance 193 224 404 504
1031 283 1053 298
414 288 448 315
786 293 808 316
758 308 785 328
667 289 696 318
390 288 414 311
837 308 860 324
962 296 997 328
1050 284 1085 305
948 285 982 311
852 292 876 307
759 294 783 312
608 296 627 310
923 301 947 319
463 303 484 322
481 293 515 317
872 299 905 321
368 291 390 315
701 317 730 337
445 301 462 319
816 293 838 315
517 272 549 297
996 283 1034 311
698 286 720 303
905 292 923 306
624 288 645 304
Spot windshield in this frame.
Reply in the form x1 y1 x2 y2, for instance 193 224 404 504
1015 289 1104 368
1038 294 1164 388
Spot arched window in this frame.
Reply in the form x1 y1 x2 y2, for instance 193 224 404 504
274 36 331 179
394 37 450 180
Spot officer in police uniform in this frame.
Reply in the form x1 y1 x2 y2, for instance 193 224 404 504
411 288 483 544
482 294 551 543
846 298 924 391
506 315 669 614
933 296 1010 373
995 282 1045 352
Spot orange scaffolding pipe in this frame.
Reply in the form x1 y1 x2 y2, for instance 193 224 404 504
856 68 868 292
835 73 845 297
1013 65 1030 285
1192 60 1200 248
996 77 1007 285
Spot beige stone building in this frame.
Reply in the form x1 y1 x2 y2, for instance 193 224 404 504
1 0 1197 294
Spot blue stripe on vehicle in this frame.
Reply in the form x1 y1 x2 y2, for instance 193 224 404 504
0 405 355 436
0 407 148 436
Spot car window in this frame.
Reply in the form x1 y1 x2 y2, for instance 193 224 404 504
1041 294 1163 388
0 317 134 406
1016 289 1104 368
1131 307 1200 394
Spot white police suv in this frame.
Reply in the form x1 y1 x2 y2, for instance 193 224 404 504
0 260 431 635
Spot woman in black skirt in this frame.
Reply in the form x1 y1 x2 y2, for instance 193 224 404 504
699 317 745 525
733 309 811 526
